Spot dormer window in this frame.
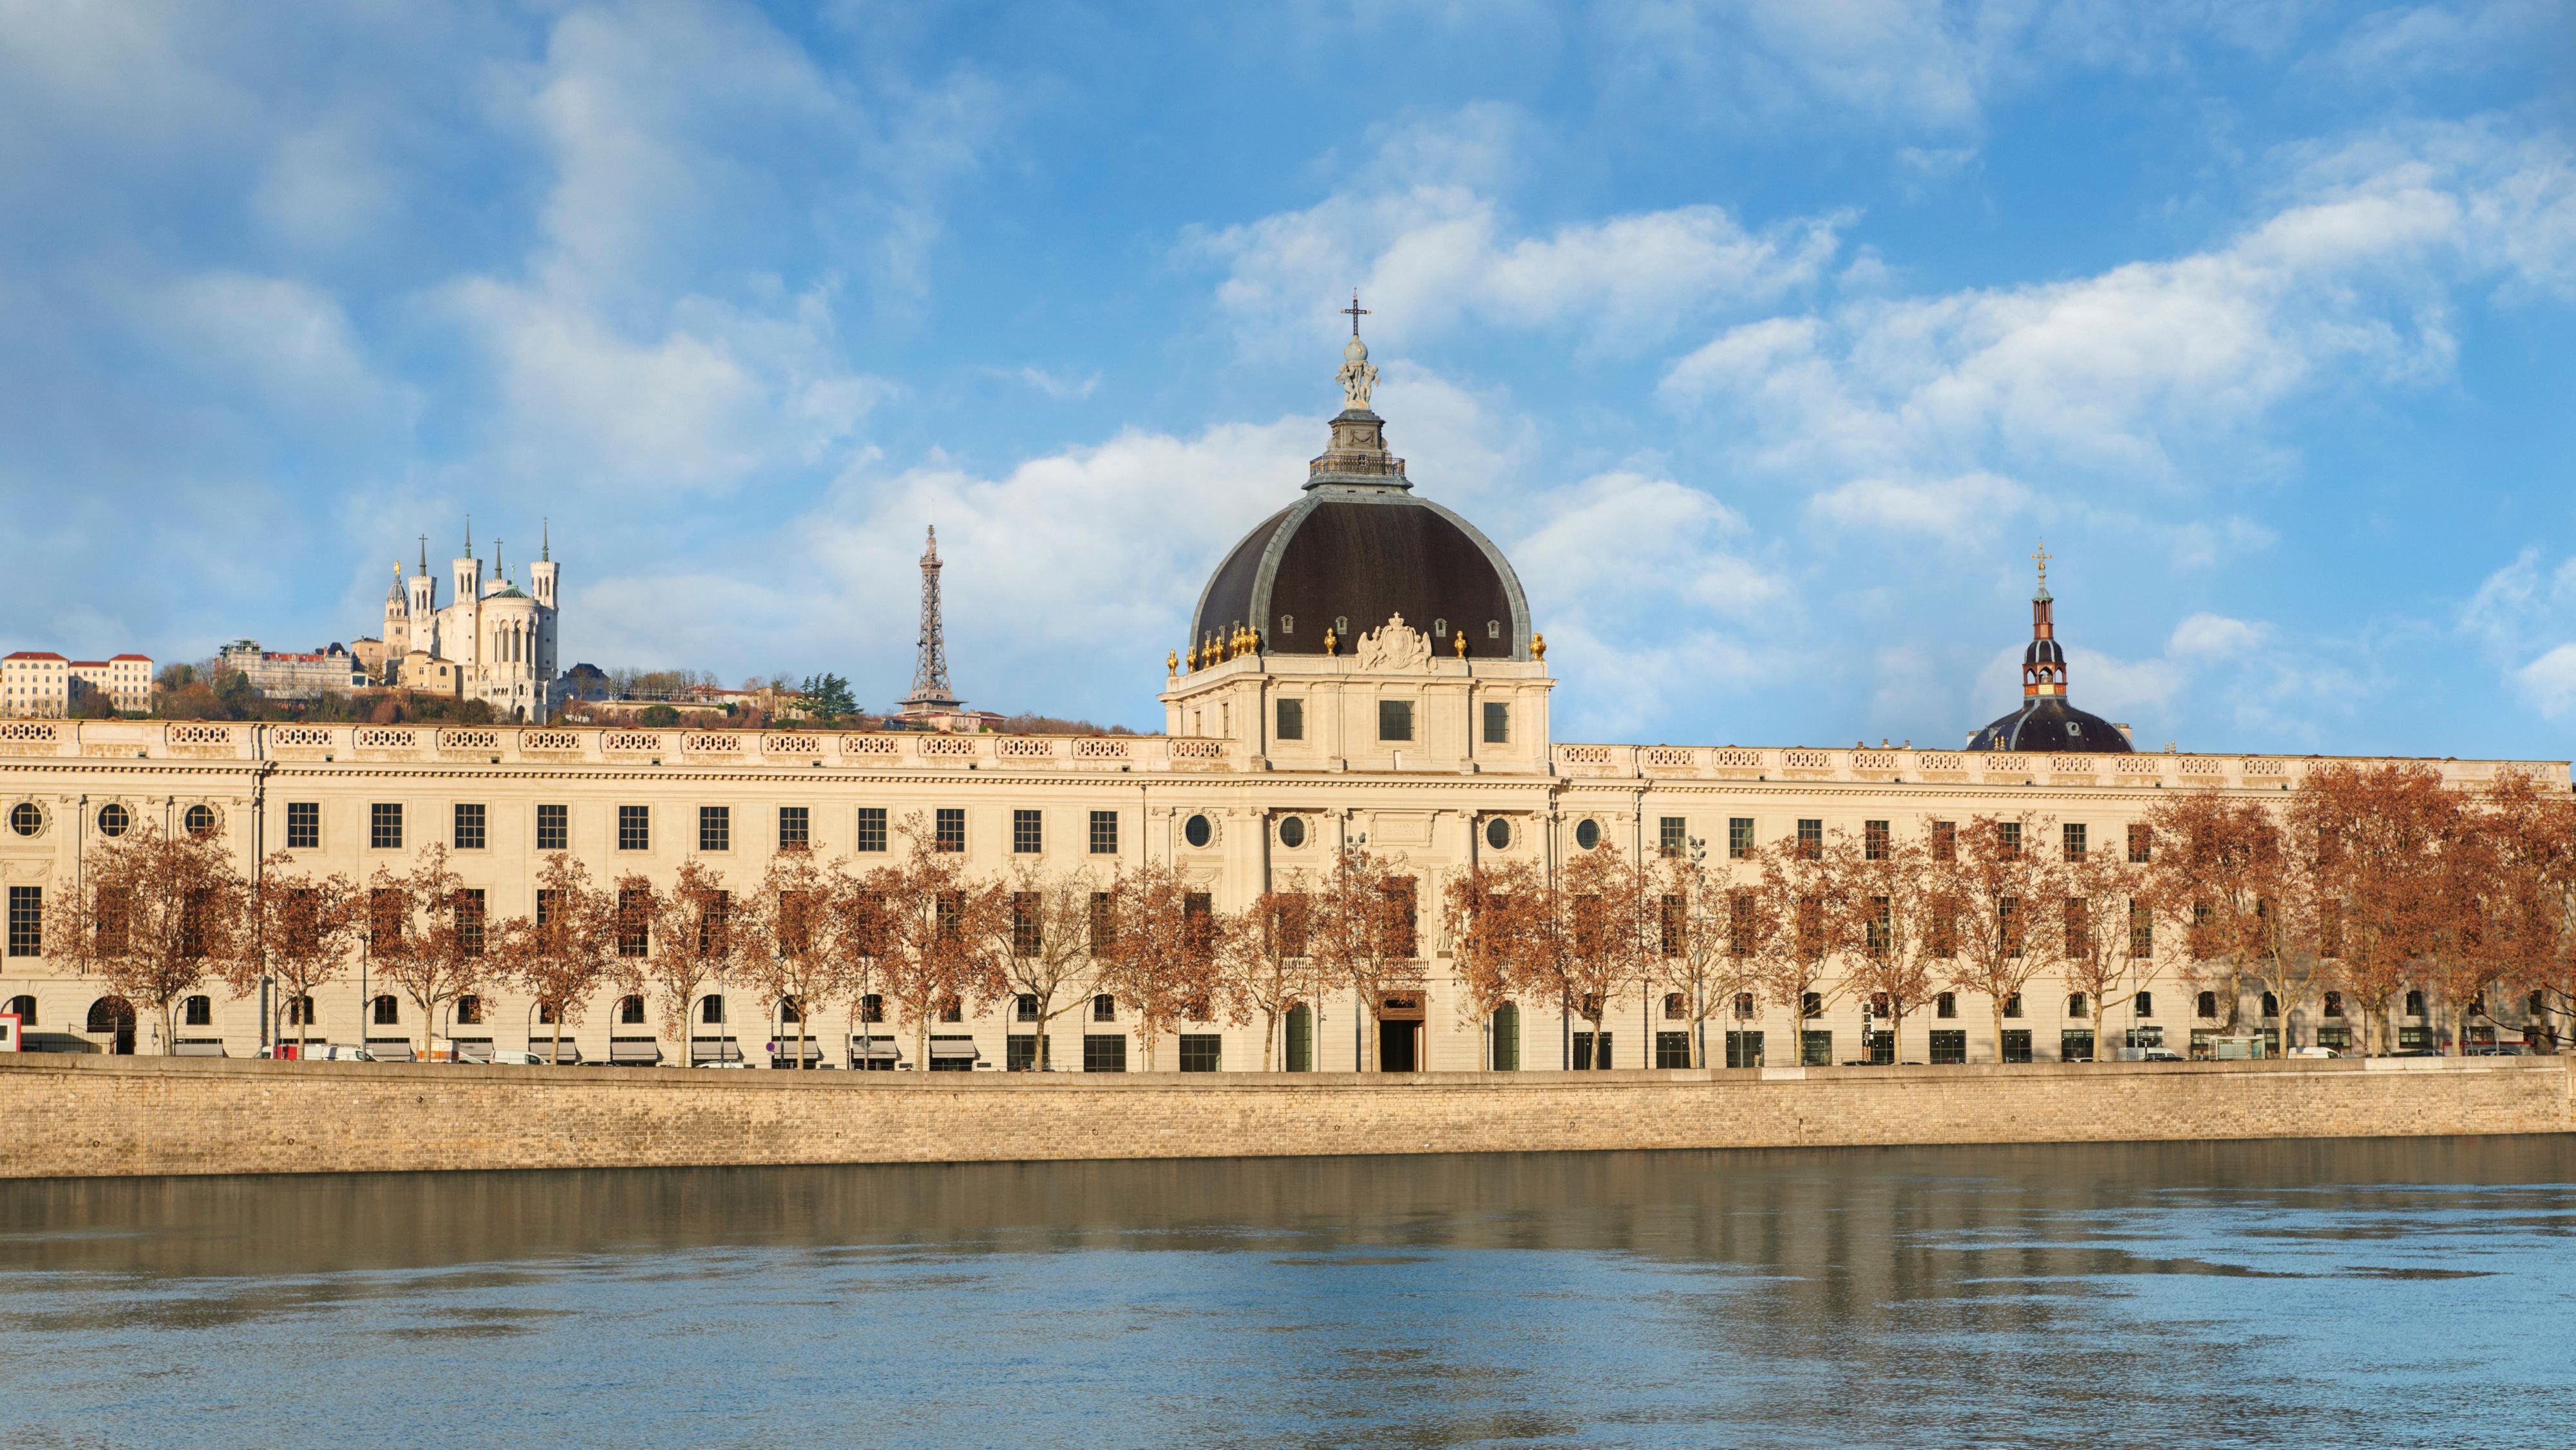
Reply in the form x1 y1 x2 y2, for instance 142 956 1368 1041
1432 618 1447 637
1278 615 1294 635
1487 620 1501 639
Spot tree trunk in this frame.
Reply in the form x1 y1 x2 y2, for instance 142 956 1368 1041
1991 999 2006 1065
1261 1007 1277 1073
2091 1002 2107 1064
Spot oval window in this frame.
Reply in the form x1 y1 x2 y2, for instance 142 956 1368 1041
1575 819 1602 850
8 803 39 837
97 803 129 837
1184 814 1213 848
1278 816 1307 848
1485 817 1511 851
183 804 216 837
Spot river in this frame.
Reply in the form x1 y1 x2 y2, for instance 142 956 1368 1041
2 1136 2570 1446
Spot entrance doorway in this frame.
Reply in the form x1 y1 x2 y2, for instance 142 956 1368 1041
1378 992 1426 1072
86 997 136 1055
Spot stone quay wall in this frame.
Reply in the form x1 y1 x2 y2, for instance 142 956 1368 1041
3 1054 2568 1180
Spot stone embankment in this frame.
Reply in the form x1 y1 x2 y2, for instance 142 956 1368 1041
2 1054 2565 1179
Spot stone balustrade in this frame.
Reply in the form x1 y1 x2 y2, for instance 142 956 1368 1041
0 720 1228 773
1552 742 2563 790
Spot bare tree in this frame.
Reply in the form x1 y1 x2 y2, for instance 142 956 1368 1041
2060 838 2150 1061
495 853 612 1063
1750 833 1848 1065
1651 844 1761 1069
987 862 1112 1070
231 854 360 1054
1832 828 1949 1064
50 821 249 1053
875 824 1008 1069
738 848 846 1067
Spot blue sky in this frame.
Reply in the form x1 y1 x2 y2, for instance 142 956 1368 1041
3 2 2572 756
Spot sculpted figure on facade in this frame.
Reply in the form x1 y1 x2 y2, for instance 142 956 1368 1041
1356 614 1433 673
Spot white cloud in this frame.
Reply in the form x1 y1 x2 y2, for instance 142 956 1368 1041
1810 471 2030 540
1193 107 1844 354
2167 612 2269 659
2514 644 2576 720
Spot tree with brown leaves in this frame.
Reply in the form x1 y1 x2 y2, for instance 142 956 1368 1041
494 853 613 1064
368 843 489 1060
627 865 727 1064
1307 848 1425 1072
1443 859 1553 1067
1750 832 1848 1065
1551 843 1654 1069
980 863 1110 1071
1938 814 2065 1062
737 847 847 1067
875 821 1009 1068
232 854 361 1054
1651 845 1762 1069
2144 793 2298 1050
1832 828 1951 1065
2292 763 2458 1054
1217 877 1329 1071
1097 861 1221 1070
2059 835 2150 1062
49 821 250 1054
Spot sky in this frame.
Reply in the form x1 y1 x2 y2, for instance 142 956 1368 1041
1 1 2573 758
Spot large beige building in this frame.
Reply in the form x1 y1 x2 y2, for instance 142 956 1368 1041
0 338 2562 1065
2 652 153 717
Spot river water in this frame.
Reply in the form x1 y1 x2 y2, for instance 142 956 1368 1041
1 1137 2570 1447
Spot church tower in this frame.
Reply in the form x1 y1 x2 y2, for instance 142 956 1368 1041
406 537 439 655
451 522 482 671
383 562 410 657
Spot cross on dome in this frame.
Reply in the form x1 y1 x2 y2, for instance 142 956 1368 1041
2032 539 2050 591
1340 291 1369 336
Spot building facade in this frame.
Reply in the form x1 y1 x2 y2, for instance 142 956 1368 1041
218 641 368 700
377 528 562 722
3 653 152 718
0 338 2562 1065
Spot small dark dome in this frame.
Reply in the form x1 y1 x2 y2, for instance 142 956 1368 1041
1969 697 2134 753
1191 396 1530 659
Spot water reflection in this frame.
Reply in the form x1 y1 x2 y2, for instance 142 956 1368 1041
1 1137 2570 1447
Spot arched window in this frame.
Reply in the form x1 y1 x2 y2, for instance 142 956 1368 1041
1800 991 1821 1018
182 995 212 1026
1486 620 1501 639
2260 992 2279 1018
288 995 315 1026
86 996 135 1033
2003 993 2024 1018
2134 991 2154 1018
701 995 724 1025
1734 992 1755 1020
1663 993 1686 1020
1092 993 1115 1022
779 997 803 1024
2196 991 2217 1019
1278 614 1294 636
860 993 885 1024
536 1004 557 1024
455 995 483 1025
618 995 646 1025
2067 993 2087 1018
5 993 35 1025
372 995 399 1024
937 994 963 1024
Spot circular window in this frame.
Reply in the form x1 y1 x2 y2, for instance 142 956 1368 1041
1484 817 1511 851
1278 816 1307 849
96 803 129 837
182 804 216 837
1575 819 1602 850
8 803 40 837
1184 814 1213 849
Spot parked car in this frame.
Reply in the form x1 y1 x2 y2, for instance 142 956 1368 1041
696 1059 752 1069
487 1049 548 1065
2139 1048 2184 1062
2290 1045 2340 1058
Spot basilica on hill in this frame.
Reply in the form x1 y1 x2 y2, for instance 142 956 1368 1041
0 319 2560 1074
356 524 565 723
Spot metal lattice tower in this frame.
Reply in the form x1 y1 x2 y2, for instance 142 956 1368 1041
899 525 962 714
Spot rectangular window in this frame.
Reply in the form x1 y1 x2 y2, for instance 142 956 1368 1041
1084 1034 1127 1073
1929 1030 1967 1064
536 888 556 928
2002 1029 2033 1064
368 888 403 948
458 889 486 957
370 803 403 850
285 801 320 851
1276 698 1304 741
778 806 810 850
1654 1031 1692 1069
1863 820 1889 861
1660 894 1684 957
855 807 887 853
1573 1031 1612 1069
2129 900 2154 957
1801 1030 1833 1067
453 803 486 851
1378 699 1414 741
1012 892 1041 957
536 803 567 852
1795 819 1823 857
1998 821 2023 859
1178 1034 1222 1073
618 805 649 852
2135 991 2155 1018
1089 894 1114 955
1936 991 1957 1019
1725 1030 1764 1069
1728 817 1754 860
1727 891 1755 958
1482 701 1509 745
6 886 39 957
696 805 729 853
1007 1034 1050 1071
1658 816 1686 857
935 808 965 853
2065 897 2090 959
2128 823 2152 863
1931 820 1956 861
1089 810 1118 855
2063 823 2087 861
1014 809 1042 855
2003 991 2025 1018
616 888 649 958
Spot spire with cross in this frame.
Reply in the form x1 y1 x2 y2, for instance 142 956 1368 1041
2032 539 2051 596
1341 291 1370 337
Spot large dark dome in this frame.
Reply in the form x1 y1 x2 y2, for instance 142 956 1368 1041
1189 361 1530 660
1969 696 2134 753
